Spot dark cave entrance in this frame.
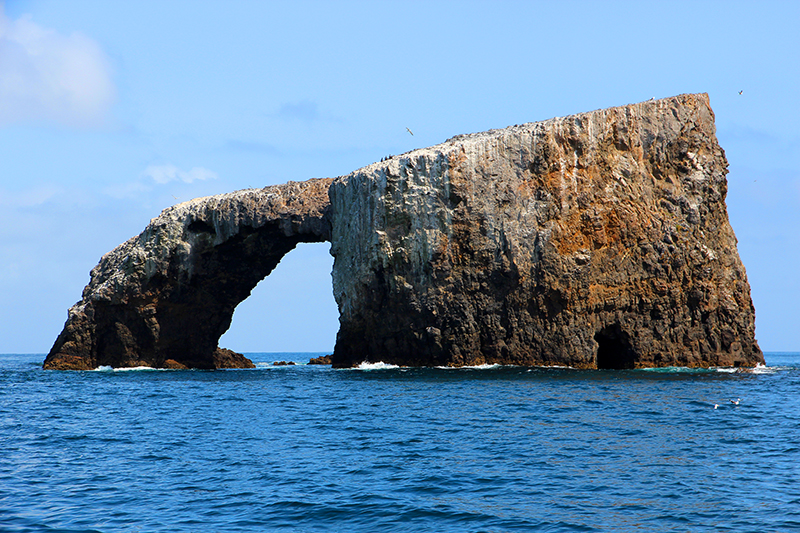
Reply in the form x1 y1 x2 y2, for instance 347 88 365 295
595 325 636 369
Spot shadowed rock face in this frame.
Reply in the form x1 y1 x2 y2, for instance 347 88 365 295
45 94 763 370
330 93 763 368
44 179 332 370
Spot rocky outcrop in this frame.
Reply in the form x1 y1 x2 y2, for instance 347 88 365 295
330 93 763 368
46 93 763 370
44 179 332 370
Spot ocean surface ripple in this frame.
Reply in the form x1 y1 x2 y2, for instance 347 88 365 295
1 353 799 532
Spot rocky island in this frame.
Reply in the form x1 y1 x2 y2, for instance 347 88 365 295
44 93 763 370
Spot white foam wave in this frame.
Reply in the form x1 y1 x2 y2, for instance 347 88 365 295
251 362 304 369
432 363 574 370
433 363 503 370
640 366 711 373
752 363 776 374
714 364 777 374
92 365 161 372
639 364 774 374
353 361 399 370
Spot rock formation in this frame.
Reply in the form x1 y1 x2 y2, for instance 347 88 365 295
330 93 762 368
44 179 332 370
45 93 763 370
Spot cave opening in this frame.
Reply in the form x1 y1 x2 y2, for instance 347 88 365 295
218 242 338 353
595 325 636 369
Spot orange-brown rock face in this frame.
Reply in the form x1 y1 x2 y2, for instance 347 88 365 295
44 179 332 370
330 94 763 368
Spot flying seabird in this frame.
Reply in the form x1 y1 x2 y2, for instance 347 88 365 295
730 398 741 405
738 90 743 95
406 127 414 136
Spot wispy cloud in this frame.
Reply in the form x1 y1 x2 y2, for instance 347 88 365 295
271 99 343 124
102 180 152 200
0 6 115 127
0 184 63 207
224 139 281 155
143 164 218 184
103 164 219 199
276 100 321 122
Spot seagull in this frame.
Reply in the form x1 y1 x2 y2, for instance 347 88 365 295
738 90 743 95
714 404 719 409
730 398 741 405
406 127 414 136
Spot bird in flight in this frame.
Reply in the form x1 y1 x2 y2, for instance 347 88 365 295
738 90 743 95
406 127 414 136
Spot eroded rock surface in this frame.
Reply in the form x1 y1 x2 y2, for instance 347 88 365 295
46 93 763 370
330 93 763 368
44 179 332 370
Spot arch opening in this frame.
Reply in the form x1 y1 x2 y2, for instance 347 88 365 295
219 242 338 353
595 325 636 369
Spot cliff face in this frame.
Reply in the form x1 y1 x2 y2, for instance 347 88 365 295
46 93 763 370
330 93 763 368
44 179 332 370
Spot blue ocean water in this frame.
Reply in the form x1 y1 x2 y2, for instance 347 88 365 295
1 353 799 533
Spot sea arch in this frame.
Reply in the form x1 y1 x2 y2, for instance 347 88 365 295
44 178 333 370
45 95 764 370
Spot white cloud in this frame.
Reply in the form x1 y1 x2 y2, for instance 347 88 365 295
0 6 115 127
143 164 218 185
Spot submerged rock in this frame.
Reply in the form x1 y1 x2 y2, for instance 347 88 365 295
45 94 763 370
214 348 256 369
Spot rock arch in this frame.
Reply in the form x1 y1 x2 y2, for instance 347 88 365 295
46 94 765 370
44 179 332 370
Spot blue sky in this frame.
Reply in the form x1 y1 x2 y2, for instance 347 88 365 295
0 0 797 353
